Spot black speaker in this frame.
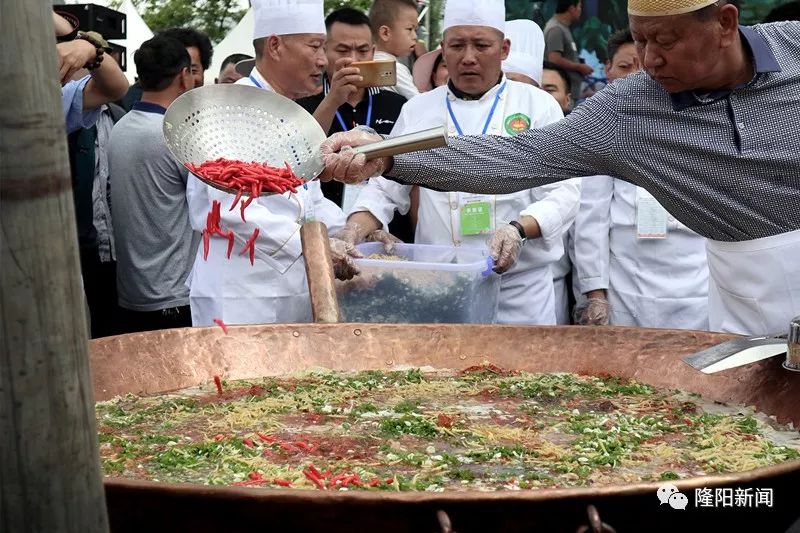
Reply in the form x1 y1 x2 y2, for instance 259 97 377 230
58 3 126 40
107 42 127 72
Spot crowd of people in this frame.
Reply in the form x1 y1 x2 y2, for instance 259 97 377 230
55 0 799 339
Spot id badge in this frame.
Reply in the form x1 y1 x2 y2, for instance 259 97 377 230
635 187 667 239
460 200 493 236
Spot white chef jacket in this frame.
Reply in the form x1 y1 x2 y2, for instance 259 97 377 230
351 77 580 325
184 68 346 326
374 51 420 101
573 176 709 330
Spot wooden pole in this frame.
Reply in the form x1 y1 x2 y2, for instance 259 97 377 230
0 2 110 533
300 222 342 323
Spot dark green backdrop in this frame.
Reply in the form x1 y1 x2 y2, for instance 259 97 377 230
505 0 787 62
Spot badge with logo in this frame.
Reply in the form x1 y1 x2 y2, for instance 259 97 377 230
504 113 531 136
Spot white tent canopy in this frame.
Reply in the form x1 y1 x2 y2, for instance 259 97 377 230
205 9 255 85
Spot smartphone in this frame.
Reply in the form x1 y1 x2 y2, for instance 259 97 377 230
351 59 397 88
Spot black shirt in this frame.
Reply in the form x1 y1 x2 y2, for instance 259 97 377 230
297 77 415 242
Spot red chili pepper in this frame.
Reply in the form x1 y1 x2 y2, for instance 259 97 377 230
340 475 359 488
243 438 255 448
294 441 311 451
213 318 229 334
213 374 223 395
272 478 292 487
385 478 394 484
308 464 322 478
229 188 243 211
248 471 262 481
369 478 381 487
257 433 276 443
328 473 347 487
202 230 210 260
213 434 226 442
249 242 255 266
240 200 248 223
303 469 325 490
226 231 235 259
279 441 295 452
192 159 304 197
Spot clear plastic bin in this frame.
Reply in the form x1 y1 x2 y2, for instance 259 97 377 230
336 243 500 324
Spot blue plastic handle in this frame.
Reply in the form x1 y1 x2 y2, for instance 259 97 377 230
482 256 495 277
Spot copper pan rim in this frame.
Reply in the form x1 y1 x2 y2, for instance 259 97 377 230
103 459 800 502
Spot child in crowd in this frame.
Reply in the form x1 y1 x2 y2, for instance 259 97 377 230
369 0 420 100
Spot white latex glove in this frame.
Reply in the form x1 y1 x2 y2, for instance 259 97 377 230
365 229 402 254
574 297 610 326
333 222 363 247
319 127 388 184
329 237 362 281
488 224 523 274
334 223 403 254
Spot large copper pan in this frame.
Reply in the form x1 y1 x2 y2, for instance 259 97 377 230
90 325 800 532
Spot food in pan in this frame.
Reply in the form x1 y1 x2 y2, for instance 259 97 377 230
96 365 799 491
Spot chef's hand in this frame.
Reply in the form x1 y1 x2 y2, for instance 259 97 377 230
575 293 610 326
319 127 389 184
488 224 523 274
365 229 402 254
327 57 362 106
57 39 97 85
334 222 402 254
329 237 362 281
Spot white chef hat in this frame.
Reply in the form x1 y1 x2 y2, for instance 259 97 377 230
252 0 325 40
502 19 545 84
443 0 506 34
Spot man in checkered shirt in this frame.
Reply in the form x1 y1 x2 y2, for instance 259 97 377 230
319 0 800 336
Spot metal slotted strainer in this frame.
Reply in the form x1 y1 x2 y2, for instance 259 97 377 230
163 84 448 196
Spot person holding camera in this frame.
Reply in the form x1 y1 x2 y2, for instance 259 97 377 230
296 8 413 242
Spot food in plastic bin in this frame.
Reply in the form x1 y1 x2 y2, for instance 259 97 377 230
337 243 500 324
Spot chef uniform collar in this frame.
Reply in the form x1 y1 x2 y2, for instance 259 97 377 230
447 74 506 101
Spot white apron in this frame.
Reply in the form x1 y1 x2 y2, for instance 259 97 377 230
186 70 345 326
706 229 800 335
574 178 709 330
351 79 578 325
551 231 574 325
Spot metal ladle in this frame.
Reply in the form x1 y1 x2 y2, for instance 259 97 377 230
163 84 447 196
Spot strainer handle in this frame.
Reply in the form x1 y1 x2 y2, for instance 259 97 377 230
352 126 448 160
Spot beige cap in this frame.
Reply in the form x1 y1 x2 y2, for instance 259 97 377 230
412 49 443 92
628 0 718 16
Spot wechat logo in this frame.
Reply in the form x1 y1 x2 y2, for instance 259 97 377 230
657 483 689 510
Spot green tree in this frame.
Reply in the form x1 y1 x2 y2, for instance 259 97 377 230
110 0 247 43
323 0 445 45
